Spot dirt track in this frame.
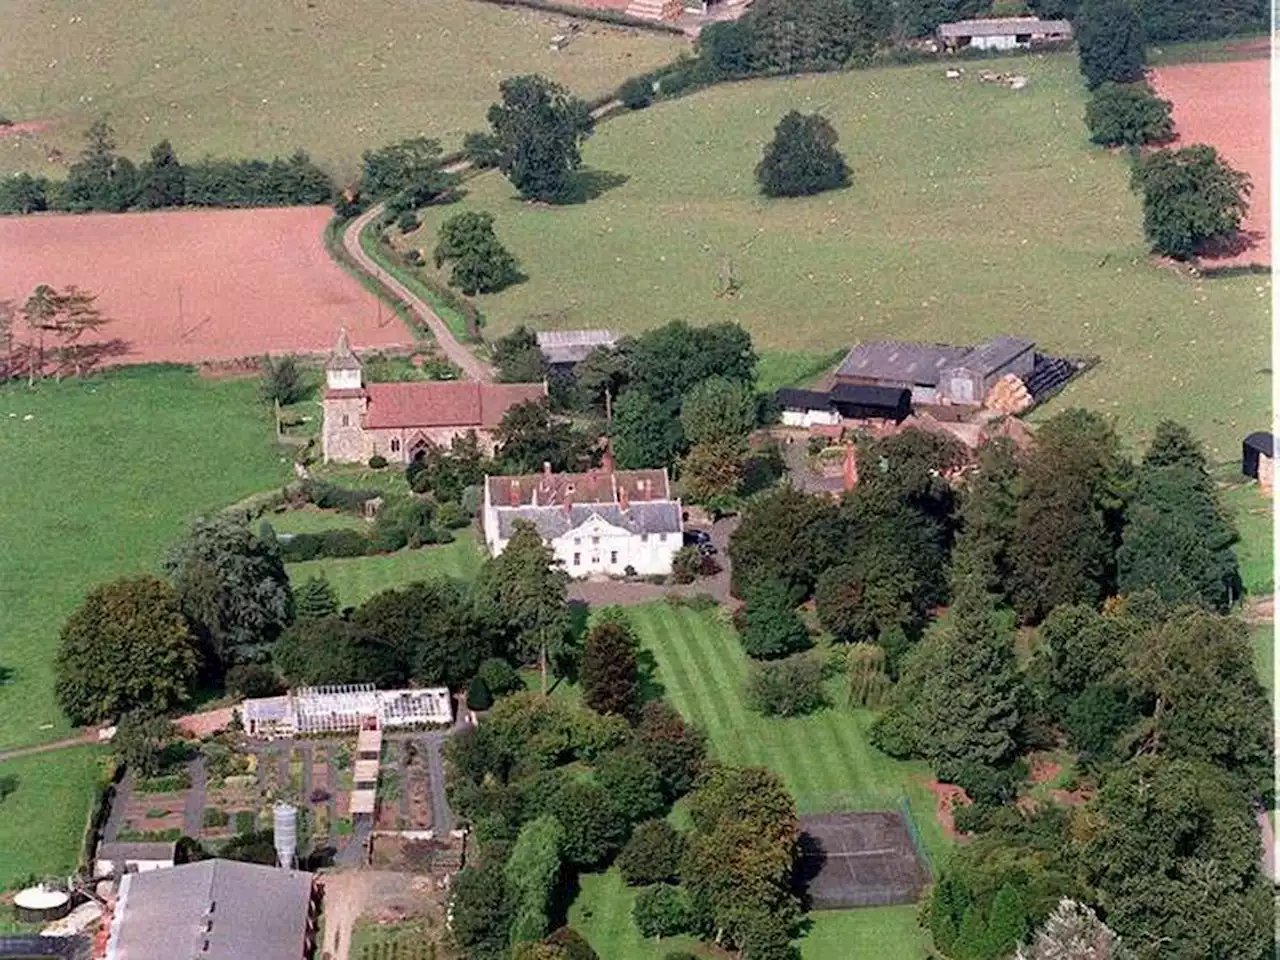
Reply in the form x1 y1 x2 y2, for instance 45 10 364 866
1150 58 1270 266
0 207 417 365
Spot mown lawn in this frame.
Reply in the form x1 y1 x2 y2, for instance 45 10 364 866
0 746 106 889
1221 481 1274 597
0 0 684 181
285 531 486 605
568 602 945 959
265 508 369 535
1251 624 1272 700
406 52 1268 459
0 367 287 750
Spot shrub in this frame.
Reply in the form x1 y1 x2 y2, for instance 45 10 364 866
757 111 851 198
202 807 230 829
234 810 257 834
477 657 522 698
1131 144 1252 259
396 210 419 232
617 820 685 886
671 546 703 584
368 454 388 469
1085 82 1174 147
633 884 692 939
436 500 467 528
225 663 281 699
738 580 810 659
745 651 827 717
321 528 369 557
657 70 694 97
468 675 494 711
136 773 192 794
619 76 655 110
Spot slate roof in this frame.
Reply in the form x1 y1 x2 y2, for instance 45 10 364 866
325 327 362 371
106 859 313 960
496 502 683 540
835 341 972 385
487 468 671 507
938 17 1072 37
536 330 619 366
950 336 1035 376
362 381 547 429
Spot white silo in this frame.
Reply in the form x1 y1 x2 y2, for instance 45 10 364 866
273 802 298 869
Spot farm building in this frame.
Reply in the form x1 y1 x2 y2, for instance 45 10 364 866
105 859 318 960
536 330 619 370
834 336 1036 406
938 16 1072 51
1242 431 1274 491
94 842 177 879
242 684 453 739
322 329 546 463
483 460 683 576
777 384 912 427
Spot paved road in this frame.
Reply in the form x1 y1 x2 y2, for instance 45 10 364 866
341 203 494 382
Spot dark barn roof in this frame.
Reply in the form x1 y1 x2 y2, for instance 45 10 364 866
776 388 835 411
1244 432 1274 457
830 383 912 408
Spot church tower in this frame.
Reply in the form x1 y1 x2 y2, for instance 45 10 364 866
321 328 368 463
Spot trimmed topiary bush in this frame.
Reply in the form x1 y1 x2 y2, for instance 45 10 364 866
467 675 494 711
477 658 521 698
368 454 388 469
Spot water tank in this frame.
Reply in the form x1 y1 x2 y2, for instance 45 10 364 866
13 884 71 923
273 802 298 869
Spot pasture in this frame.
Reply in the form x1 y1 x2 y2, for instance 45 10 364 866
285 532 487 606
0 366 287 750
566 602 946 958
0 0 685 182
0 207 409 365
0 746 105 889
405 52 1269 457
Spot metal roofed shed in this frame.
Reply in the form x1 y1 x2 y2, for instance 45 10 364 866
94 841 177 879
938 17 1072 50
537 330 619 367
105 859 317 960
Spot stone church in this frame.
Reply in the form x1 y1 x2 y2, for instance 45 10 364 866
321 330 547 464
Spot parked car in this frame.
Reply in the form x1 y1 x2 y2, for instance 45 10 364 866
683 529 712 547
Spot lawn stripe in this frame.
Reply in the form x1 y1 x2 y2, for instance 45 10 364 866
635 608 713 734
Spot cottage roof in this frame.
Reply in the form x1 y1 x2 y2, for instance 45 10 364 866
536 330 619 366
497 501 683 540
947 336 1035 376
325 327 362 371
836 341 972 386
362 381 547 430
107 860 312 960
487 468 671 507
938 17 1072 37
96 842 177 863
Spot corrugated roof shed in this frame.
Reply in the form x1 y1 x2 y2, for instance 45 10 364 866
536 330 619 365
950 336 1035 375
836 341 971 385
106 860 312 960
938 17 1072 37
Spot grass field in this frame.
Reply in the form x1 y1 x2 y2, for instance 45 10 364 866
568 602 946 959
0 746 105 889
266 508 369 535
1251 624 1272 700
0 367 287 750
406 52 1268 458
1221 481 1274 597
285 531 486 605
0 0 684 182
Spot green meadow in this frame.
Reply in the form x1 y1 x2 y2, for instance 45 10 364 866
285 532 486 607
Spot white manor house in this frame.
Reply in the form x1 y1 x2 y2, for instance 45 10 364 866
482 461 684 577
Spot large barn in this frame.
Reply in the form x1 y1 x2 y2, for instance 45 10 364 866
834 336 1036 406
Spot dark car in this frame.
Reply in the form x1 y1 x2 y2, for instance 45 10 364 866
683 529 712 547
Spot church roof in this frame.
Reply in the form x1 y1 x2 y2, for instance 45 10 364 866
362 381 546 429
326 328 362 371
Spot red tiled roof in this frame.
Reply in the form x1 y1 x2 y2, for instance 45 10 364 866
488 468 671 507
362 382 546 429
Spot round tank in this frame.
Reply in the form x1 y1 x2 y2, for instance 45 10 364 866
13 885 71 923
273 802 298 868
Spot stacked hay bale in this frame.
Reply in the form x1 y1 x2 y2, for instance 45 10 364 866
984 374 1033 415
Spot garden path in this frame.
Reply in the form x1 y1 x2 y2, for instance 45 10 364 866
181 755 207 837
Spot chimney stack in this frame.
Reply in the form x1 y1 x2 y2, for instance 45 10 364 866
619 486 629 510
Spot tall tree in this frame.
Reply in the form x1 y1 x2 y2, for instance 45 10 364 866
478 521 572 693
111 711 181 778
361 136 457 201
1131 144 1251 259
610 389 685 470
1014 899 1127 960
634 701 707 799
1009 410 1130 623
728 485 844 602
680 375 757 445
54 577 201 724
164 516 294 669
1075 0 1146 88
65 118 137 212
746 0 894 72
505 815 564 947
433 210 523 295
679 438 747 504
1084 82 1174 147
492 326 549 384
495 399 592 474
738 579 810 659
756 111 851 198
135 140 187 209
580 613 641 719
293 575 339 620
628 321 757 408
949 438 1022 603
451 860 516 960
486 75 593 203
261 355 308 406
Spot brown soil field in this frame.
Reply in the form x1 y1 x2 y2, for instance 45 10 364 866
0 206 415 365
1151 57 1270 266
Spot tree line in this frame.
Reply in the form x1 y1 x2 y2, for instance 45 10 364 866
724 413 1272 958
0 120 333 215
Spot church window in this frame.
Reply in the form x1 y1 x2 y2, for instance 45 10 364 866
341 414 350 427
391 439 401 453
